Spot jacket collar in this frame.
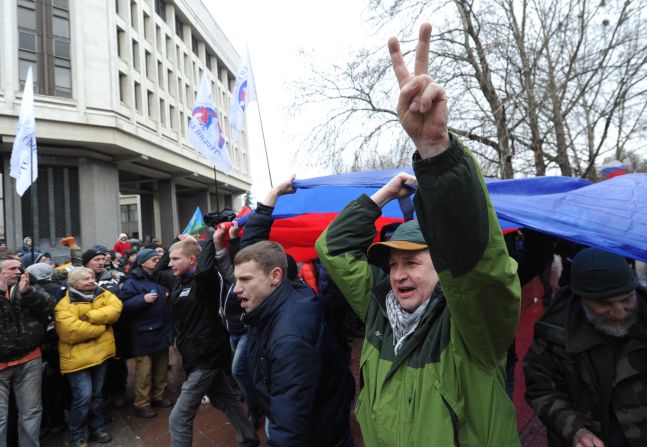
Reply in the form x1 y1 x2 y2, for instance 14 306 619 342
565 291 647 353
244 280 289 327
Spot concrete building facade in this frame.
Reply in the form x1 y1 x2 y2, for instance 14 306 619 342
0 0 252 254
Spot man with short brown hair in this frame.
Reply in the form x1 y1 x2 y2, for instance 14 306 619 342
155 235 258 447
0 256 54 446
233 240 355 446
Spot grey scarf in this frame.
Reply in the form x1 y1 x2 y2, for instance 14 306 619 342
68 286 95 303
386 290 431 355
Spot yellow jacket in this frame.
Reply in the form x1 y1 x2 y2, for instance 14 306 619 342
55 287 123 374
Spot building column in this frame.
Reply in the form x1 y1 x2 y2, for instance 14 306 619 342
140 193 155 243
196 189 211 214
2 156 22 250
158 179 179 246
78 158 120 248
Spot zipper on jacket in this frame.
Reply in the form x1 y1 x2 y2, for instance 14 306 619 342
441 395 461 447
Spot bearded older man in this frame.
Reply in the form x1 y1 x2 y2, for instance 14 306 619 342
525 247 646 447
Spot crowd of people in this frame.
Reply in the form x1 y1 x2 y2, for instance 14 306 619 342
1 23 646 447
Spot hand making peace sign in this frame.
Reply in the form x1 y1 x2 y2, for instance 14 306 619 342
388 23 450 159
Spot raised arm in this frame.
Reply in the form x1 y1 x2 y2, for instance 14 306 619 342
389 23 520 368
240 175 296 250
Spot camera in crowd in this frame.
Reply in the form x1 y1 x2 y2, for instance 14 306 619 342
203 209 237 228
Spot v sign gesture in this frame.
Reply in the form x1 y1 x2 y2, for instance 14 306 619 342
388 23 450 159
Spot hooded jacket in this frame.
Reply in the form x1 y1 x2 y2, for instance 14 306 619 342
315 137 521 446
55 287 123 373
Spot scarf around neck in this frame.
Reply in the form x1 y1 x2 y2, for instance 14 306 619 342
68 286 95 303
386 290 431 355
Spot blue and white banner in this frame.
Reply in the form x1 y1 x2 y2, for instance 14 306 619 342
230 48 257 142
10 65 38 196
188 73 231 174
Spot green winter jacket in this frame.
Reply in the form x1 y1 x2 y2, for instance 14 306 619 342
315 137 521 446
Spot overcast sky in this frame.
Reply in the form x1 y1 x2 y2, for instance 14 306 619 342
204 0 382 199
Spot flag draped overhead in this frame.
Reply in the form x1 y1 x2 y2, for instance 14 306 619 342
258 169 647 262
230 48 257 142
10 65 38 196
188 73 231 174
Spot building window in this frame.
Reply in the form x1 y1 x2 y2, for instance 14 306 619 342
166 35 174 64
145 50 153 80
159 98 166 126
157 61 163 87
154 0 166 21
121 204 138 224
147 90 156 119
132 40 140 72
143 12 152 42
191 33 199 56
117 27 126 59
134 81 142 111
130 1 138 29
169 104 176 130
18 0 72 97
119 72 129 104
175 15 183 39
167 68 174 95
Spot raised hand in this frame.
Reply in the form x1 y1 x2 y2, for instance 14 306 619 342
388 23 450 159
228 221 241 239
213 224 228 250
370 172 417 208
18 271 30 294
264 174 297 207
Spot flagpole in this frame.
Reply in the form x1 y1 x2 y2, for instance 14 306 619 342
213 166 220 211
255 104 273 188
246 52 273 188
30 137 34 263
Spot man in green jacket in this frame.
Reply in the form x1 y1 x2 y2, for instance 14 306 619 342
315 23 521 446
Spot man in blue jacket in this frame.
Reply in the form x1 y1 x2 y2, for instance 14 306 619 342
119 249 174 418
233 240 355 447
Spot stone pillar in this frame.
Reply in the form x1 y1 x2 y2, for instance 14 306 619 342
196 189 211 214
78 158 120 248
2 156 22 250
158 179 179 245
140 193 155 243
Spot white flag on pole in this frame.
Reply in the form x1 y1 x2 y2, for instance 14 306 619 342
230 48 257 142
187 73 231 174
10 65 38 197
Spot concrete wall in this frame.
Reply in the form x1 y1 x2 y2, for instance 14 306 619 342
78 158 120 248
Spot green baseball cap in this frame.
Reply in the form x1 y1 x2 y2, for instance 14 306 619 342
367 220 427 261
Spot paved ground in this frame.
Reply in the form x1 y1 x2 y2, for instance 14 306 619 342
41 277 553 447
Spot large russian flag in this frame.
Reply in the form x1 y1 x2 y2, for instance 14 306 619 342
259 169 647 263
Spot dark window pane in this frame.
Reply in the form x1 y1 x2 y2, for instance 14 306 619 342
18 6 36 30
55 66 71 89
54 39 70 58
175 16 182 37
53 16 69 38
19 31 36 51
53 0 69 10
19 59 37 83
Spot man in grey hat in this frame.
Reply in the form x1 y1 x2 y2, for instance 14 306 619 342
525 247 645 447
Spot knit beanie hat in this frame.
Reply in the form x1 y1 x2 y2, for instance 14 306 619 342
135 248 158 266
571 247 638 301
26 263 54 281
82 249 104 266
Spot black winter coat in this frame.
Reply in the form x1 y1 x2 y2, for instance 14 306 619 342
154 241 229 374
0 284 54 362
245 279 355 447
